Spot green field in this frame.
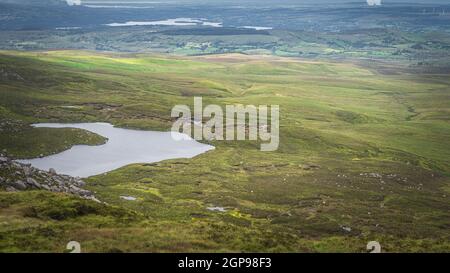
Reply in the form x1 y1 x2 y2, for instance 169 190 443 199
0 50 449 252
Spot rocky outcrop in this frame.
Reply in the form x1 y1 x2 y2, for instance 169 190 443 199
0 154 100 202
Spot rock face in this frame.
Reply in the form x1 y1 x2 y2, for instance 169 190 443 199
13 180 27 190
0 154 100 202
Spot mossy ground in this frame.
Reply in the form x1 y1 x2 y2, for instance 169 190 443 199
0 51 449 252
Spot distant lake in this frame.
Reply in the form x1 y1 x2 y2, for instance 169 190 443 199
106 18 223 27
241 26 273 30
18 123 214 178
55 27 81 30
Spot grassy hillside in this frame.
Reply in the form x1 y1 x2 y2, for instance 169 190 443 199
0 50 449 252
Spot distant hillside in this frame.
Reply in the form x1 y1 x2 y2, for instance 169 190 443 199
0 0 66 5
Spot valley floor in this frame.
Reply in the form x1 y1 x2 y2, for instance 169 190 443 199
0 51 449 252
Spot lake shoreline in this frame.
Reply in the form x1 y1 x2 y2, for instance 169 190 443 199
17 122 215 178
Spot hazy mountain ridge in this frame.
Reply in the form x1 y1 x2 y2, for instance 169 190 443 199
0 0 65 5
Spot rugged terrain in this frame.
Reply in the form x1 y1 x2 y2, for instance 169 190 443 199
0 153 99 200
0 50 449 252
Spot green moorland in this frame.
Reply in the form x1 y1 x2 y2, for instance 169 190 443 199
0 50 449 252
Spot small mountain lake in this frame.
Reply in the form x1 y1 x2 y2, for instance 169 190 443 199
17 123 214 178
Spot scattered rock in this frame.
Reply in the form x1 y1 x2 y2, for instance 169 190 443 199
120 196 137 201
75 179 86 187
78 189 93 197
0 155 99 202
207 206 227 212
85 196 101 203
23 166 33 176
26 177 41 189
13 180 27 190
53 177 65 186
302 164 321 170
6 186 17 192
41 184 51 191
341 226 352 233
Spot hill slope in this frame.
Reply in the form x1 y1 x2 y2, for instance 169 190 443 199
0 51 449 252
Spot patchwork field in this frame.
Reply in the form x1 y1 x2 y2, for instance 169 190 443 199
0 50 449 252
